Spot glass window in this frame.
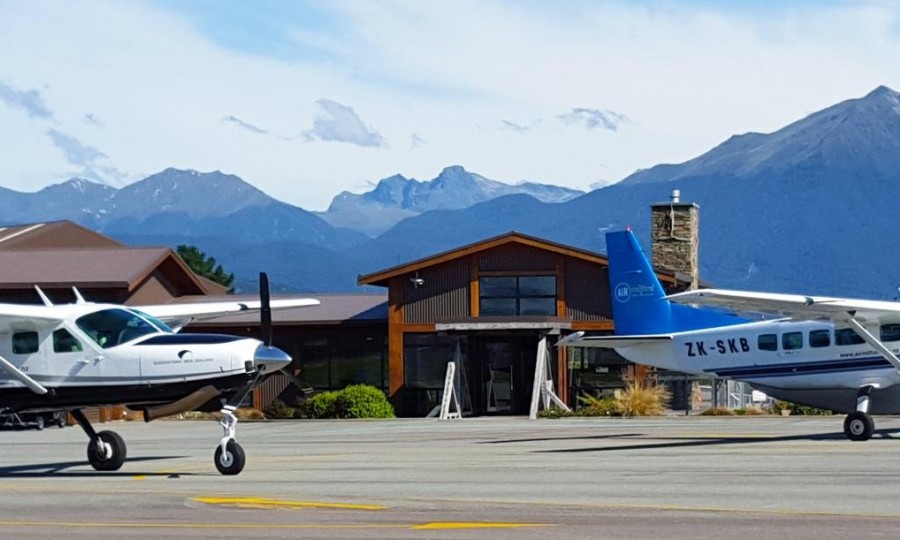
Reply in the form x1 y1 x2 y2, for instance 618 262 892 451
479 275 556 317
76 308 159 348
758 334 778 351
835 328 865 346
12 331 39 354
782 332 803 350
480 277 517 297
480 298 517 317
53 329 83 353
519 276 556 296
519 297 556 316
880 324 900 342
809 329 831 348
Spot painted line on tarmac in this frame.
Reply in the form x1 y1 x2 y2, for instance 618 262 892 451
412 522 552 530
414 497 900 520
194 496 386 511
0 520 550 531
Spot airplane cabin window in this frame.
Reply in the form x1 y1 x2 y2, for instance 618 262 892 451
809 329 831 348
782 332 803 350
12 331 39 354
76 309 159 349
835 328 865 346
53 329 84 353
757 334 778 351
880 324 900 342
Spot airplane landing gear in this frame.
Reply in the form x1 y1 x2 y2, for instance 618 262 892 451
844 386 875 441
71 409 127 471
215 405 245 475
844 411 874 441
88 431 127 471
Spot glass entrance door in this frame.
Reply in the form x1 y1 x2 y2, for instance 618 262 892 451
477 336 538 415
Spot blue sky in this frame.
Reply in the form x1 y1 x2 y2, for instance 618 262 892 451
1 0 899 210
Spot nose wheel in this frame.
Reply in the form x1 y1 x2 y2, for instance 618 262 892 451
215 405 246 475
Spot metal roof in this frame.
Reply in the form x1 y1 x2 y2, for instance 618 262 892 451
0 247 176 288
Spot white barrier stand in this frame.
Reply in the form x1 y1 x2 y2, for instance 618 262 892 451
529 336 571 419
438 361 462 420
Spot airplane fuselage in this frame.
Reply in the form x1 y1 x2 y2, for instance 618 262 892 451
615 319 900 413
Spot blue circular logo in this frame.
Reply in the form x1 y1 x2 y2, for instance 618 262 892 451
614 282 631 303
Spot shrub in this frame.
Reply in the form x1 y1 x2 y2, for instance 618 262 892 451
332 385 395 419
263 400 296 419
700 406 734 416
298 391 339 419
614 378 670 417
577 394 623 417
772 400 834 416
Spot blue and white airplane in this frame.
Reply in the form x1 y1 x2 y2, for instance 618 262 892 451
560 229 900 441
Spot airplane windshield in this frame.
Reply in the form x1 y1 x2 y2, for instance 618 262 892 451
76 309 161 348
129 309 174 334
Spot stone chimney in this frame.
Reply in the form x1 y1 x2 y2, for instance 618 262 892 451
650 189 699 290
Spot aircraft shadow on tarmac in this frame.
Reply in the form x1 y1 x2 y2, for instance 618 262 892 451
0 456 189 477
529 429 900 454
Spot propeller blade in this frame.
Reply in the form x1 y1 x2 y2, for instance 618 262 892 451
259 272 272 347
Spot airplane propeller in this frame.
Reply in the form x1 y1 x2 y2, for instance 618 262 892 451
257 273 314 397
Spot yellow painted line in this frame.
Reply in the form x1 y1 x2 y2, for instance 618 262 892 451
0 520 405 530
412 522 552 530
194 497 385 511
132 475 146 481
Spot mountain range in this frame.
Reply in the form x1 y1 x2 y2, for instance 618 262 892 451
2 85 899 298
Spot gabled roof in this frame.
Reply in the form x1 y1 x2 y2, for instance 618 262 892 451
0 247 206 293
0 221 123 250
358 231 609 286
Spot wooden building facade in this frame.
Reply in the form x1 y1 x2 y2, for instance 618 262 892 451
358 232 683 417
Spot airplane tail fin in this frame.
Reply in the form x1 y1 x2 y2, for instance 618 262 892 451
606 230 745 335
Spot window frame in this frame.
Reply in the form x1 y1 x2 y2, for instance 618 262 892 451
478 275 557 317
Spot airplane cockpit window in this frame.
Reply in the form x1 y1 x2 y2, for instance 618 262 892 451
879 324 900 342
76 309 160 349
12 331 39 354
53 329 84 353
129 309 174 333
835 328 866 346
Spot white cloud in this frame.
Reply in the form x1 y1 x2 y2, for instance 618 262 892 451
45 128 125 184
304 99 386 148
558 108 629 132
0 80 53 119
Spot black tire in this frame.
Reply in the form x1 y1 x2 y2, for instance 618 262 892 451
56 414 67 428
34 415 44 431
87 430 127 471
844 411 875 441
214 439 246 475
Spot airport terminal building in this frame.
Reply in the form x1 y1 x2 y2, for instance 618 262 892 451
0 196 701 417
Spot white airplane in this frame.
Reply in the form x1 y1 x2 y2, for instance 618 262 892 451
560 229 900 441
0 274 318 474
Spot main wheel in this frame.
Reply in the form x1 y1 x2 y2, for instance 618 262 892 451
34 415 44 431
214 439 246 475
87 430 127 471
844 411 875 441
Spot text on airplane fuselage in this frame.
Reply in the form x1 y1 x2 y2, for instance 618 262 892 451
685 338 751 357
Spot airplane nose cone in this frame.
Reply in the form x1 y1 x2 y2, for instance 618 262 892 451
253 344 292 373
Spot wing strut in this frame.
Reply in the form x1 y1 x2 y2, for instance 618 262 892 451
845 317 900 373
0 353 48 394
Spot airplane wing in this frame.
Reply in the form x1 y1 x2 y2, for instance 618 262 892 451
0 304 68 333
557 331 673 348
666 289 900 325
137 298 321 331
